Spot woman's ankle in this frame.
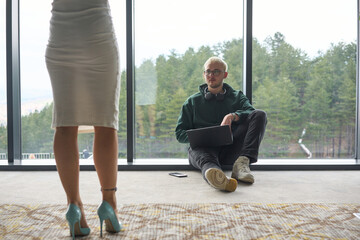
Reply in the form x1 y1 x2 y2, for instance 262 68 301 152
101 187 117 209
67 199 84 208
103 193 117 210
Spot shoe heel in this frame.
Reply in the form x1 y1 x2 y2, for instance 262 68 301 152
69 222 75 240
97 201 122 237
65 204 91 239
99 218 104 237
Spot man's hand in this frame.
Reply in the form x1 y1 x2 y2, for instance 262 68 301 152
221 114 234 127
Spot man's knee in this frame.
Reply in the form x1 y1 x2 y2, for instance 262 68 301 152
189 147 219 166
251 109 267 125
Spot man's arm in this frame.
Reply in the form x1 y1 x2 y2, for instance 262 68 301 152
233 95 255 122
175 100 193 143
221 93 255 126
220 113 239 127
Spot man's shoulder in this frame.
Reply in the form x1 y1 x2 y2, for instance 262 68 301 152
184 92 202 104
223 83 245 96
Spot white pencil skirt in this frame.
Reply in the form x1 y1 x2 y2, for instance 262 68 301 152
45 0 120 133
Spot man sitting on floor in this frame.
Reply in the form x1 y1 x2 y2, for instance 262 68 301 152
175 56 267 192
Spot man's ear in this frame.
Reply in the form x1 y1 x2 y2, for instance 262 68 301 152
224 72 228 78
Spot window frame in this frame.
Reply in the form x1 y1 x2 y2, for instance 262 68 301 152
4 0 360 169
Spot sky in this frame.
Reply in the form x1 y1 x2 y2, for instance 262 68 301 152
0 0 357 104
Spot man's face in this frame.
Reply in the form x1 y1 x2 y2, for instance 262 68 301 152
203 62 228 89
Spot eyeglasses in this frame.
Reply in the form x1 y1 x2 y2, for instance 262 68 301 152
204 69 225 76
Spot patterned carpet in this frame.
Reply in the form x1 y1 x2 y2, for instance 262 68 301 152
0 203 359 239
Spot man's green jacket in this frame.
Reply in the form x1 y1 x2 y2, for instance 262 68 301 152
175 83 255 143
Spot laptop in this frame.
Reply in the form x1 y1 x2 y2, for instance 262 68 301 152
186 125 233 149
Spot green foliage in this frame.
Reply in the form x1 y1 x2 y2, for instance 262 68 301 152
21 103 54 153
222 38 243 90
0 33 355 159
0 125 7 152
254 77 301 157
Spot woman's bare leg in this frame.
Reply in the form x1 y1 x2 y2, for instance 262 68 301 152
93 126 118 210
53 126 88 227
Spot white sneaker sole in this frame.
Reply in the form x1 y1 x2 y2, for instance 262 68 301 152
205 168 237 192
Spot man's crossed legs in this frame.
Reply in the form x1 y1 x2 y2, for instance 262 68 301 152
188 110 267 192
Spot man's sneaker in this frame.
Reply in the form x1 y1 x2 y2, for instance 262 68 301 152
231 156 254 184
205 168 237 192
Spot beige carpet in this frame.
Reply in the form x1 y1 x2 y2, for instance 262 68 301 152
0 203 359 239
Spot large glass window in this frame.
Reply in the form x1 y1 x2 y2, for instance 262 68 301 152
0 3 6 160
20 1 55 161
19 0 126 162
10 0 359 164
134 0 244 159
109 0 127 160
253 0 357 159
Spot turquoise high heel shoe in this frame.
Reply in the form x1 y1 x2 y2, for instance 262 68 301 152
97 201 122 237
65 204 91 240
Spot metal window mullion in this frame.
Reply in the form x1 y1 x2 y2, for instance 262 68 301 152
356 0 360 162
126 0 135 163
243 0 252 103
6 0 22 163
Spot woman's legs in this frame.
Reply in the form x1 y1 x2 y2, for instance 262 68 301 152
54 126 89 228
93 126 118 211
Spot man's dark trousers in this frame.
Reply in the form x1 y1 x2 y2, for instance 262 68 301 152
188 110 267 179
